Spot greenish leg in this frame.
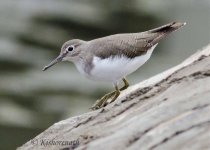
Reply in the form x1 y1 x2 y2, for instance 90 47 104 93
91 78 129 110
120 78 129 91
90 91 116 110
107 85 120 104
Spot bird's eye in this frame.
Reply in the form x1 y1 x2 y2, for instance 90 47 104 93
67 45 74 52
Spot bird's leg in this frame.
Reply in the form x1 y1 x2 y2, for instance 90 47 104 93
100 84 120 107
91 90 116 110
91 84 121 110
91 79 128 110
120 78 129 91
100 78 128 107
108 85 120 104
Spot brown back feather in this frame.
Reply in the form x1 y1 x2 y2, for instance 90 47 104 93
88 22 185 59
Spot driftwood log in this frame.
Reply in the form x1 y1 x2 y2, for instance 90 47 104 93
18 44 210 150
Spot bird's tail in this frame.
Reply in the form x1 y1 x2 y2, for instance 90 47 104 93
148 21 186 34
145 22 186 45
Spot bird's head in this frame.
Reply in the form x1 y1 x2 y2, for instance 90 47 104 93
42 39 86 71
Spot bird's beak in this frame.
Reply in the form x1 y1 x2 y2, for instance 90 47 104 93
42 54 65 71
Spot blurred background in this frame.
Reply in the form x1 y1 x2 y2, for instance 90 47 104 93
0 0 209 149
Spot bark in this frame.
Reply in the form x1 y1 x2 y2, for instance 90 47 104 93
18 44 210 150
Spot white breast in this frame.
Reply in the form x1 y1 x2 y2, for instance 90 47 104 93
75 44 158 83
89 44 158 82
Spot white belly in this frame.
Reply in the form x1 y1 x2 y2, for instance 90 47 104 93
77 44 157 83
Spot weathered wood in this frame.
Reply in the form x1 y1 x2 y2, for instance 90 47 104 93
18 44 210 150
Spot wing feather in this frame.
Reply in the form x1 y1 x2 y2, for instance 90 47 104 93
92 33 156 59
90 22 185 59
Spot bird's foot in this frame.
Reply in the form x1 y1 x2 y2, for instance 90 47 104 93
90 81 123 110
90 91 116 110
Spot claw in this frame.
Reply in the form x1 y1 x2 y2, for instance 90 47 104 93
90 78 129 110
90 91 116 110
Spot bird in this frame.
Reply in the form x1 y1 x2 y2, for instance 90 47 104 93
42 21 186 110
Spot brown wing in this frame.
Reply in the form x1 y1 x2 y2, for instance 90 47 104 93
90 22 185 59
91 33 157 59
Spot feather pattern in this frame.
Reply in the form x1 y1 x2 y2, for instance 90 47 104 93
85 22 185 59
70 22 186 81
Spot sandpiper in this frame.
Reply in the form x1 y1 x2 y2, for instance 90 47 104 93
43 21 186 110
